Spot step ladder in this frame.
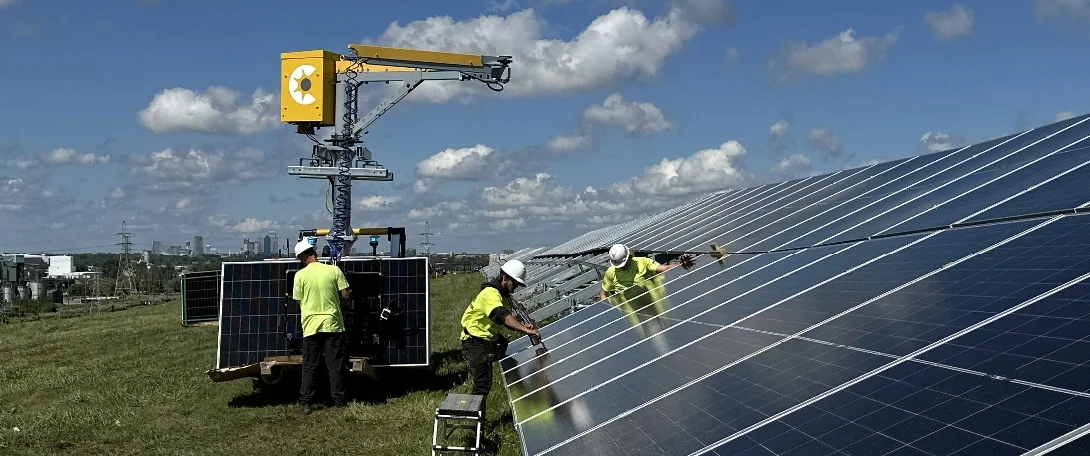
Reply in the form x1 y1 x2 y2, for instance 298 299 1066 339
432 393 484 456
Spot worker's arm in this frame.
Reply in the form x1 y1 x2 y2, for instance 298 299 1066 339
488 305 538 337
335 269 351 300
600 270 615 301
656 262 679 273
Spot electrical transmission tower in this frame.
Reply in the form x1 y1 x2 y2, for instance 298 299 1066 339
114 221 136 296
419 221 435 256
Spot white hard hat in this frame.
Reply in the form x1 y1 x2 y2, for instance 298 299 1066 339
608 243 629 268
294 239 316 257
500 259 527 285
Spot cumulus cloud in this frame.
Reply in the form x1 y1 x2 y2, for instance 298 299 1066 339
42 147 111 165
546 134 593 154
772 153 812 177
367 4 715 102
357 195 402 210
138 86 278 135
1055 110 1079 122
0 178 72 212
610 140 750 198
925 3 973 41
126 147 280 194
231 218 279 233
724 47 740 68
413 144 516 193
767 117 793 154
806 128 844 158
582 93 674 136
1034 0 1090 23
769 28 900 83
920 131 967 153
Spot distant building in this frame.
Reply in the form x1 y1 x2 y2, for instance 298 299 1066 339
192 236 204 255
47 255 74 277
263 231 278 255
167 245 185 255
152 240 162 255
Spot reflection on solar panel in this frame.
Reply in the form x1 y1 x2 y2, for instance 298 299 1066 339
181 270 220 325
214 257 429 370
501 113 1090 455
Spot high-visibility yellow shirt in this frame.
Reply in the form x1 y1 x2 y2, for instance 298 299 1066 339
601 256 661 295
292 261 348 337
461 286 509 341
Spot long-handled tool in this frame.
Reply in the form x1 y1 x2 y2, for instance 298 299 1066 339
510 295 547 353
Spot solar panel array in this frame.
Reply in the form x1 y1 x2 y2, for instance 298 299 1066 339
496 113 1090 455
215 256 430 370
181 270 221 325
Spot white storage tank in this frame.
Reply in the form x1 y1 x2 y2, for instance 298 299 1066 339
2 285 12 302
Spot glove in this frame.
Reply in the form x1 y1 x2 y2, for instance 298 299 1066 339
677 254 696 270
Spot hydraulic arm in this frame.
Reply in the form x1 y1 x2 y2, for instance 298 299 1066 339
280 44 512 261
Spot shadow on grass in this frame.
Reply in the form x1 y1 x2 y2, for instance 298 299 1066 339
228 349 467 408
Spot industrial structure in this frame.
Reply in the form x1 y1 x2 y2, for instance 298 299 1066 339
202 43 514 398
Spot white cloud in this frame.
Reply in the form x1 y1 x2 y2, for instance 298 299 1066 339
772 153 812 175
768 118 792 153
232 218 279 233
1054 110 1079 122
546 134 593 154
724 47 740 67
920 131 967 153
609 141 750 198
0 178 71 212
42 147 110 165
925 3 973 41
769 28 900 83
126 147 279 194
582 93 674 136
138 86 278 135
357 195 402 210
1034 0 1090 23
806 128 844 157
368 4 712 102
415 144 500 180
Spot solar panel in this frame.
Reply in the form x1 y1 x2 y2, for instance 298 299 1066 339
501 113 1090 455
181 269 220 325
215 256 430 370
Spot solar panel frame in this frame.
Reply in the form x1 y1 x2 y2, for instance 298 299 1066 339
214 256 430 371
181 269 221 325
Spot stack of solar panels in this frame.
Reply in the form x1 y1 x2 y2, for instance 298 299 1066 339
213 256 430 372
501 113 1090 455
181 270 221 325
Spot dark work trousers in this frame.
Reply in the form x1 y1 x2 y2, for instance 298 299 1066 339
300 331 347 406
462 337 496 416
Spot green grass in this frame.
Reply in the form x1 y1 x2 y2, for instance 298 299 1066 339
0 273 524 455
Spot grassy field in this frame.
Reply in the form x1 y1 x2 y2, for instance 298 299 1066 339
0 273 525 455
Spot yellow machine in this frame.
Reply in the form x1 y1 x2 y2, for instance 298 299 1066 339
279 44 512 261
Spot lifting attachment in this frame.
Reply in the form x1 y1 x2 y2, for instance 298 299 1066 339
280 44 512 261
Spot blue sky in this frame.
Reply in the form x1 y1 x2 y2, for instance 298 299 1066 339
0 0 1087 255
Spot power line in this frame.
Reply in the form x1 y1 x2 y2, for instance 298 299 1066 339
114 221 136 296
419 221 435 256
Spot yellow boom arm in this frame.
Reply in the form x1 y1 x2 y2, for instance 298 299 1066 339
280 44 511 127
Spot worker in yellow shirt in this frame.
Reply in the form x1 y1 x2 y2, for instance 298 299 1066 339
599 243 684 302
292 239 351 415
460 259 539 415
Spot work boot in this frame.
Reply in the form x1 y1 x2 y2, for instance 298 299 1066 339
301 403 312 415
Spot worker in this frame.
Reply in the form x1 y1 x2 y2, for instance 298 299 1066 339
459 259 540 416
292 239 351 414
599 243 684 301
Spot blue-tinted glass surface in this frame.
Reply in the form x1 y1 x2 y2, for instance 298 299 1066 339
622 191 739 250
536 339 891 456
800 215 1090 358
704 159 912 254
627 184 773 251
650 173 843 252
737 219 1039 337
501 254 732 374
917 279 1090 395
778 125 1068 250
647 179 813 252
964 144 1090 224
824 126 1090 244
704 361 1090 456
743 147 962 253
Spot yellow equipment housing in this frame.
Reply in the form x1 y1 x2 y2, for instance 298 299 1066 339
280 44 509 127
